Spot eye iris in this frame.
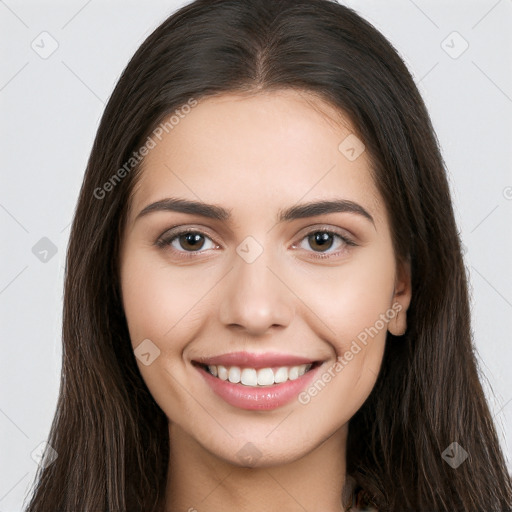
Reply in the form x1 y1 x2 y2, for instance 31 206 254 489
179 232 204 251
309 232 333 252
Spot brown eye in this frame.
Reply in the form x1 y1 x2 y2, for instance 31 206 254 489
177 232 206 251
292 228 357 259
307 232 335 252
157 229 217 254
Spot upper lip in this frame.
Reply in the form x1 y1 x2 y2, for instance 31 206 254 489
193 351 319 369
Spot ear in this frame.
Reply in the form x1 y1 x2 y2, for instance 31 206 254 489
387 258 412 336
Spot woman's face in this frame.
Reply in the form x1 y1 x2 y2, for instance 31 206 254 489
119 89 410 467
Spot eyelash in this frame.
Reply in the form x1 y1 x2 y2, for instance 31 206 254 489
156 226 357 261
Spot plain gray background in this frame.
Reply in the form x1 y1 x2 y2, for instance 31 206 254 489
1 0 511 509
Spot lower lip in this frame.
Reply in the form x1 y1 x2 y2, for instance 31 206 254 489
194 363 322 410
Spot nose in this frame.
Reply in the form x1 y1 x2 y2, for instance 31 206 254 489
218 248 294 336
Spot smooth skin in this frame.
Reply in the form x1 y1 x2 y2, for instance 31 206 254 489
119 89 411 512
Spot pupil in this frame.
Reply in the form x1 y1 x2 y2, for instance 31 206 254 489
310 232 333 251
180 232 204 251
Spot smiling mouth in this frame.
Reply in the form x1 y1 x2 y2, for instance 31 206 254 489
192 361 322 387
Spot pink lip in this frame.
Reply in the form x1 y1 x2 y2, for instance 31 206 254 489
194 361 323 411
193 351 317 369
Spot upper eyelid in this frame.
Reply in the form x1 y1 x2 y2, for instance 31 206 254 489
159 223 353 238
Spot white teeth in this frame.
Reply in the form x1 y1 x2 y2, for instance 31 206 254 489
206 363 313 387
228 366 241 384
241 368 257 386
288 366 299 380
257 368 274 386
217 365 228 381
274 367 288 383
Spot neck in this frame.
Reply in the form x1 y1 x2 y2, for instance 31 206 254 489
164 422 351 512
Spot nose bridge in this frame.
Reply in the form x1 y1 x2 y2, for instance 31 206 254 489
218 235 294 334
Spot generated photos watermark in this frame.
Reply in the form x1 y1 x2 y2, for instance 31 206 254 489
94 97 198 200
298 302 402 405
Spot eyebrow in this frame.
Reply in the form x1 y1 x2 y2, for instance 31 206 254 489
135 197 375 226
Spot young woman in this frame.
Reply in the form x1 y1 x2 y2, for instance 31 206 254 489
25 0 512 511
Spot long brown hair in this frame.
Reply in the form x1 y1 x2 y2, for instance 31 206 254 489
24 0 512 510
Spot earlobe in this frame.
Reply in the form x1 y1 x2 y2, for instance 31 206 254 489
388 309 407 336
388 259 412 336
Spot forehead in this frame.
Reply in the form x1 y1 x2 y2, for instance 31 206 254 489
127 89 383 226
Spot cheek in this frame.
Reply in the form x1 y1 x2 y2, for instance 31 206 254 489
291 243 395 419
119 250 205 412
294 246 395 422
294 241 396 350
120 250 206 347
